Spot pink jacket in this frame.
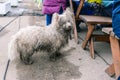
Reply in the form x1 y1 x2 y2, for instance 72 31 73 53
42 0 67 14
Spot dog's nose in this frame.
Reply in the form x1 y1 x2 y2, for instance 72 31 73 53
65 25 71 31
66 23 72 29
68 26 71 29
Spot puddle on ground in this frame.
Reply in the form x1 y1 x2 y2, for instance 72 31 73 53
16 52 81 80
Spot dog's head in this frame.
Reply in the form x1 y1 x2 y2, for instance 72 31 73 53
52 9 73 31
58 15 73 31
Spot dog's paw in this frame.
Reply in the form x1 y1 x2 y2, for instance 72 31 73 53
24 60 34 65
20 54 34 65
49 52 62 61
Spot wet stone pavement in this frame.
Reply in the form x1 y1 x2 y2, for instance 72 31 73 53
14 51 81 80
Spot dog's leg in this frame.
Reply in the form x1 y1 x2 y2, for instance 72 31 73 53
20 53 33 65
55 52 61 57
49 51 61 61
49 52 57 61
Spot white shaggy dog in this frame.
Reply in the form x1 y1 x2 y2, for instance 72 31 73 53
8 8 74 64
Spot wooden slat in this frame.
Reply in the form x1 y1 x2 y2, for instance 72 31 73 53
102 27 120 39
69 0 79 43
80 15 112 24
92 35 109 42
102 28 113 35
69 0 74 11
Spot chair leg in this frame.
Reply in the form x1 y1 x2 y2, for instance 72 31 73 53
110 36 120 79
105 63 115 77
89 37 95 59
82 24 95 49
72 16 79 44
73 22 79 44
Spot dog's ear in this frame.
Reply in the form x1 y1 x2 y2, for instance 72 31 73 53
58 16 64 26
64 7 74 16
52 13 59 23
63 8 74 25
66 7 73 13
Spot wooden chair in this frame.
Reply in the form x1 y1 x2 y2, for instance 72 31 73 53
102 28 120 79
69 0 112 58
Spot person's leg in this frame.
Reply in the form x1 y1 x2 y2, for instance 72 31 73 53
100 4 113 17
118 76 120 80
59 7 63 14
46 14 52 26
97 4 113 28
72 1 79 14
82 2 94 15
46 7 63 26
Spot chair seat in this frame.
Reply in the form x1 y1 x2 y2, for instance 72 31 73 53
102 27 113 34
102 27 120 39
80 15 112 59
79 15 112 24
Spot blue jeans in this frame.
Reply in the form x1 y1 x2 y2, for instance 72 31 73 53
118 76 120 80
72 1 94 15
46 7 63 26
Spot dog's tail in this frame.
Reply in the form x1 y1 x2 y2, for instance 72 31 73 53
8 37 19 61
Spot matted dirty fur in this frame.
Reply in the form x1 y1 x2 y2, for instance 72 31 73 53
8 8 74 64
